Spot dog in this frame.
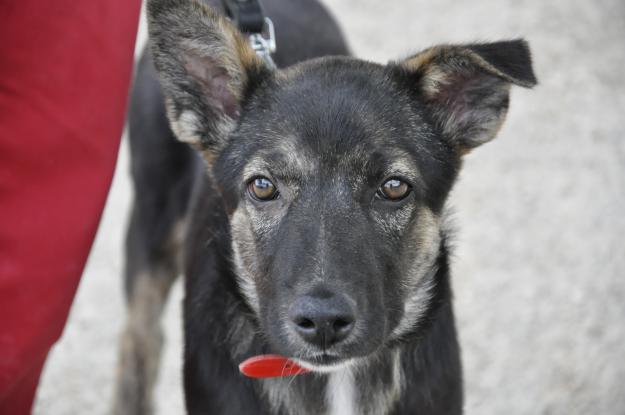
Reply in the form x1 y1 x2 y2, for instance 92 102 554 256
112 0 536 413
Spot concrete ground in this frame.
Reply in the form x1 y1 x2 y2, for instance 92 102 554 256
33 0 625 414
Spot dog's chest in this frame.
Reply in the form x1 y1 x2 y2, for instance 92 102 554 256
259 355 403 415
260 372 359 415
325 369 358 415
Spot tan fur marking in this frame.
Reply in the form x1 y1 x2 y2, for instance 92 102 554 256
112 220 184 414
402 47 437 71
391 207 441 339
230 207 261 313
112 273 175 415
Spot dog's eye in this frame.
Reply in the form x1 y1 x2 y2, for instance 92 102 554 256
378 178 411 201
248 177 278 201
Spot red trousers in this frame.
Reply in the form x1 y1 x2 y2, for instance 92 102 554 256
0 1 141 412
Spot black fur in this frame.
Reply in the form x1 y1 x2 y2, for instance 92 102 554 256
121 0 536 413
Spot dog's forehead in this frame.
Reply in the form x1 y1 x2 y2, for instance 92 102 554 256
236 57 433 181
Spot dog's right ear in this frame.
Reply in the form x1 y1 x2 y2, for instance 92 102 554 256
147 0 269 157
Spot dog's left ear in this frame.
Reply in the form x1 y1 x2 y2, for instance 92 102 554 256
399 39 537 152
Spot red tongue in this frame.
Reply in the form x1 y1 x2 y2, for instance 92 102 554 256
239 354 310 378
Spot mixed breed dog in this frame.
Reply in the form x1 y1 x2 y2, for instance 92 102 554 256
113 0 536 413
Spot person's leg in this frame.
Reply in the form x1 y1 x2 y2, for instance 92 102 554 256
0 1 141 412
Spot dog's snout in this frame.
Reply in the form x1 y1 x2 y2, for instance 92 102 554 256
289 294 355 347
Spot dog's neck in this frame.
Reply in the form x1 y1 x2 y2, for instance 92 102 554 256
252 348 403 415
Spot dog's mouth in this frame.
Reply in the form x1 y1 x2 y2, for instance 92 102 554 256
239 353 354 378
294 353 354 372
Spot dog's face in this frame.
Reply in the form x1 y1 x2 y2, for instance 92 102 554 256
216 59 458 366
148 0 535 370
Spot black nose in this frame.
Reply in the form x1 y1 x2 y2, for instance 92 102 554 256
289 294 356 347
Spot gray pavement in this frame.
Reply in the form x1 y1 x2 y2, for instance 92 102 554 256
33 0 625 413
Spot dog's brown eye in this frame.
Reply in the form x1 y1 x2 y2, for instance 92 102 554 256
248 177 278 201
379 178 411 201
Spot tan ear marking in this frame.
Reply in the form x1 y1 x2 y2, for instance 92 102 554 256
402 47 438 72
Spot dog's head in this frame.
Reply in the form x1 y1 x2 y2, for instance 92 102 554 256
148 0 536 371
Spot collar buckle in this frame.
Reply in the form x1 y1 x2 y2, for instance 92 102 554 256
248 17 276 68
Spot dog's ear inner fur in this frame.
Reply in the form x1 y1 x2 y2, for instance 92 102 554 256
147 0 267 156
400 39 537 152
